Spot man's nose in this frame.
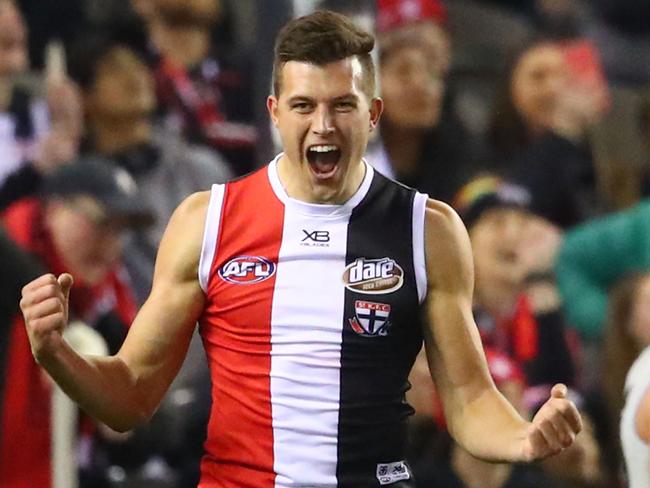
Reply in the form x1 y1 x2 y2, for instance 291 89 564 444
312 106 335 136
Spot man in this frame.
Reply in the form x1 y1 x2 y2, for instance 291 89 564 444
146 0 258 175
366 0 482 204
453 175 575 387
0 0 82 189
20 11 581 487
67 36 232 302
2 156 153 487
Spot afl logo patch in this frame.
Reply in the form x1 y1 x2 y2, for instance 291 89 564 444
342 257 404 294
218 256 276 285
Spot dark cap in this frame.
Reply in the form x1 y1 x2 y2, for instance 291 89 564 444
40 155 155 229
452 175 532 229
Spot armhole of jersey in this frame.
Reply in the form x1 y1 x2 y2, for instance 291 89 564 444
199 183 226 293
413 192 428 304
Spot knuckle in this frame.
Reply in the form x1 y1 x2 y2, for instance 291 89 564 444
44 284 58 295
27 317 42 330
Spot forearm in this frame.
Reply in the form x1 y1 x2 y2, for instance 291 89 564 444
39 341 151 432
448 386 530 462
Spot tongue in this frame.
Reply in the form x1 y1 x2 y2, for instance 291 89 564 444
309 151 339 174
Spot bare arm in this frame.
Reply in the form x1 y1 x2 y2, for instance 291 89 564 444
421 199 582 462
20 191 209 432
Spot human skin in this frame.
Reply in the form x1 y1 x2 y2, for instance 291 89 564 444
21 55 582 463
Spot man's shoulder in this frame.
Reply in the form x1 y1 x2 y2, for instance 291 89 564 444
423 198 464 234
176 191 212 219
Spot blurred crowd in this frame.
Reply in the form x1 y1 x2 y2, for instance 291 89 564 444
2 0 650 487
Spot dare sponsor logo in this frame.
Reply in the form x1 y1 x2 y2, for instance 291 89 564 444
218 256 276 285
342 257 404 294
349 300 391 337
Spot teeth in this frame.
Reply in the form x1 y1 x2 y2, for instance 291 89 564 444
309 145 338 153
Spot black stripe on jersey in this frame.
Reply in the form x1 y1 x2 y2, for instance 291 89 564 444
337 172 424 487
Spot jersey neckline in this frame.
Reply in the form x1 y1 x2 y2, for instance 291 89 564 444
267 153 374 217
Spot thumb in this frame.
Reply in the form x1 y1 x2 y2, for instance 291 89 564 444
57 273 74 302
551 383 567 399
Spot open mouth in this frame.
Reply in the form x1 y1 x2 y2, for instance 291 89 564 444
306 144 342 179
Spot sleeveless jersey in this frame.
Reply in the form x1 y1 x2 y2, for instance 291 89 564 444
197 156 428 487
621 346 650 488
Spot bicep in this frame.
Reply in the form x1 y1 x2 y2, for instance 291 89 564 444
117 192 209 411
421 201 492 411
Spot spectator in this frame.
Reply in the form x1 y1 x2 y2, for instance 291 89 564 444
146 0 258 174
454 175 576 387
486 37 609 227
0 0 82 203
555 198 650 341
367 0 481 202
0 157 153 488
66 36 232 302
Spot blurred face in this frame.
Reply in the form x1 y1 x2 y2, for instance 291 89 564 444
86 46 155 121
268 57 382 203
511 43 568 134
46 196 126 285
0 0 27 79
629 275 650 347
470 208 530 315
380 43 444 129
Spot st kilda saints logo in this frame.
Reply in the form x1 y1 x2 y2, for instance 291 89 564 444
218 256 276 284
342 257 404 294
349 300 391 337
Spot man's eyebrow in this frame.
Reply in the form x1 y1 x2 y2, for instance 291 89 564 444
332 94 359 102
286 95 314 104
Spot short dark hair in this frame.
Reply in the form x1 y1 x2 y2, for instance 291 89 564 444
272 10 376 99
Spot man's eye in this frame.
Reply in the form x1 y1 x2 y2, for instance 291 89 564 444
292 103 311 112
336 102 355 111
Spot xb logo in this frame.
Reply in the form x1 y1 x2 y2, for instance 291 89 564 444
301 230 330 243
301 229 331 248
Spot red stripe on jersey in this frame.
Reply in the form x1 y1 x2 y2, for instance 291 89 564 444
198 168 284 487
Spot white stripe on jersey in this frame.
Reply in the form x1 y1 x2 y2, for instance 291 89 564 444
268 157 374 487
270 211 348 487
199 183 226 292
412 192 428 304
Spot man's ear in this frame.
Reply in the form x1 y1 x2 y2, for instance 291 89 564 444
267 95 279 128
369 97 384 131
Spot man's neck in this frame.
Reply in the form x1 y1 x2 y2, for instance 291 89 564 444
90 117 152 155
451 447 512 488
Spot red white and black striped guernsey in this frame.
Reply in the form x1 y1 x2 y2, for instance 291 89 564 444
197 155 428 487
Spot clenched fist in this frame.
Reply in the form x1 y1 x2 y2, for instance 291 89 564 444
20 273 74 363
522 384 583 461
